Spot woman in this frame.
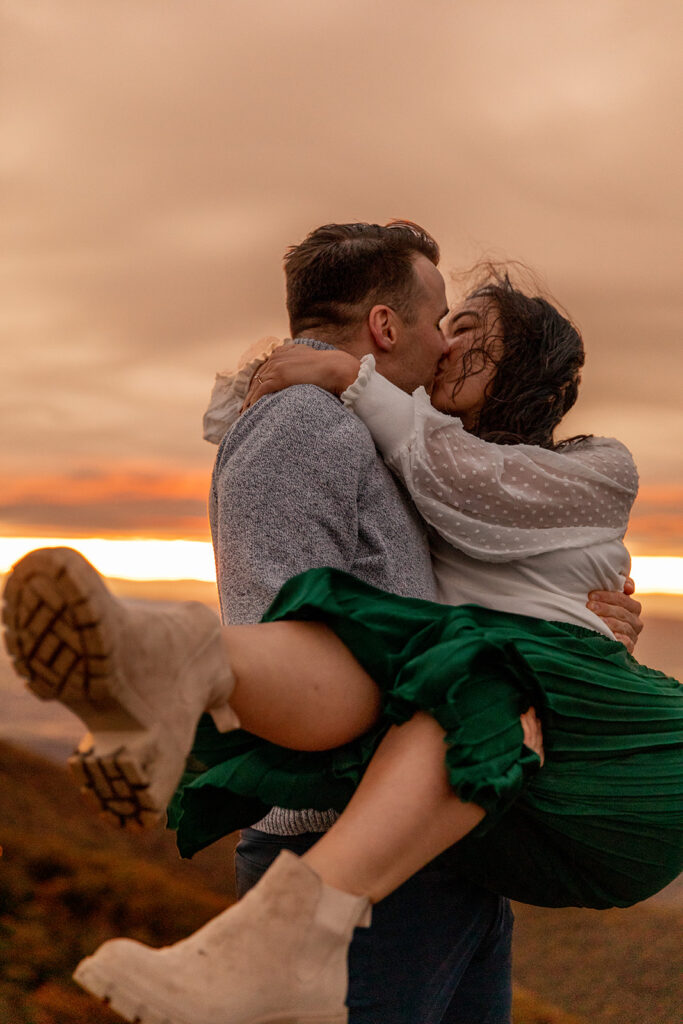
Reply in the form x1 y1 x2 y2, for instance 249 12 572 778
4 271 682 1024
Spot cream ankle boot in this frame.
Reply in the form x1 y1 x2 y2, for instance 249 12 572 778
73 850 371 1024
2 547 238 828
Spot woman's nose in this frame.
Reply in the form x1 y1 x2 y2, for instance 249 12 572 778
439 343 458 368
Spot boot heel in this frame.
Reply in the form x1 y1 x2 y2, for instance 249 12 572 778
68 729 162 830
209 701 241 732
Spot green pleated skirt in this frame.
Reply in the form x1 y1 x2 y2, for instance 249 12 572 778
169 568 683 909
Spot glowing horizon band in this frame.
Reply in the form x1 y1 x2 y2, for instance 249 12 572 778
0 538 681 595
0 538 217 583
628 557 683 595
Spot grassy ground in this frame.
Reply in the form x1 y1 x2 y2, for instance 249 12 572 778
511 901 683 1024
0 740 680 1023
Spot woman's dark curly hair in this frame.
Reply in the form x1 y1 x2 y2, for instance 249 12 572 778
452 264 589 450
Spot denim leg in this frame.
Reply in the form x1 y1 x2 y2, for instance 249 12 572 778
233 827 319 897
437 890 513 1024
234 828 513 1024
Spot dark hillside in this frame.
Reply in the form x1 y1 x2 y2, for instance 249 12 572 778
0 740 679 1023
0 740 231 1024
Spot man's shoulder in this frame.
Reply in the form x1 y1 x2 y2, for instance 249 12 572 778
217 386 376 462
237 385 358 430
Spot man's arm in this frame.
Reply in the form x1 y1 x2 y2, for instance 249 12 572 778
587 577 643 653
212 385 368 624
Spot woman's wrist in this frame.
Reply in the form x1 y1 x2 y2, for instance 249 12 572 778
330 351 362 394
241 344 362 410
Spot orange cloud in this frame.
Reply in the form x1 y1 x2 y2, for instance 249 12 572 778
0 468 211 539
627 484 683 555
634 485 683 505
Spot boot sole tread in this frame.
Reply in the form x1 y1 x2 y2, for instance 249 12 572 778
2 548 164 830
74 954 348 1019
76 957 346 1023
69 745 161 829
3 549 129 714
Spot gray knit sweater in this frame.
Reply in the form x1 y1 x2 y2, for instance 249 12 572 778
209 339 437 834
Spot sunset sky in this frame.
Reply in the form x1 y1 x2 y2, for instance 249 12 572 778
1 0 681 582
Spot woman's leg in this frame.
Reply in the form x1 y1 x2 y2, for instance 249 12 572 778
304 711 485 902
2 547 382 828
222 621 381 749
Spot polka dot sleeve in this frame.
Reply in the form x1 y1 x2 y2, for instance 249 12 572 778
343 358 639 563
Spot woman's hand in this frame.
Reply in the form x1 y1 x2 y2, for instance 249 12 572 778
520 706 545 766
587 577 643 653
242 345 361 411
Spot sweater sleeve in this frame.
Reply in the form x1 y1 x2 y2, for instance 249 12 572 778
211 386 368 623
342 357 639 562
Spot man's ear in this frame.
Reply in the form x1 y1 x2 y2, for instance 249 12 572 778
367 305 398 352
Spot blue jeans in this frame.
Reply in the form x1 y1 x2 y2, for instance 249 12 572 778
235 827 513 1024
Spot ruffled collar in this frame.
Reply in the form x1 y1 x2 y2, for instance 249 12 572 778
202 337 285 443
202 337 337 444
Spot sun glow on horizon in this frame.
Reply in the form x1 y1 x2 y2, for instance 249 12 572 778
0 538 682 596
0 537 216 583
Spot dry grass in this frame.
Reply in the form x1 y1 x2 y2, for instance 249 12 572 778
512 985 589 1024
511 900 683 1024
0 740 679 1024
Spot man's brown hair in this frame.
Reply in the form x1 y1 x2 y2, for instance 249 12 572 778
284 221 440 337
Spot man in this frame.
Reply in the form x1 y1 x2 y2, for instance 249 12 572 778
208 220 509 1022
206 221 641 1023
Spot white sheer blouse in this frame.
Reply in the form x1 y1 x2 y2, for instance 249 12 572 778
341 356 639 637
